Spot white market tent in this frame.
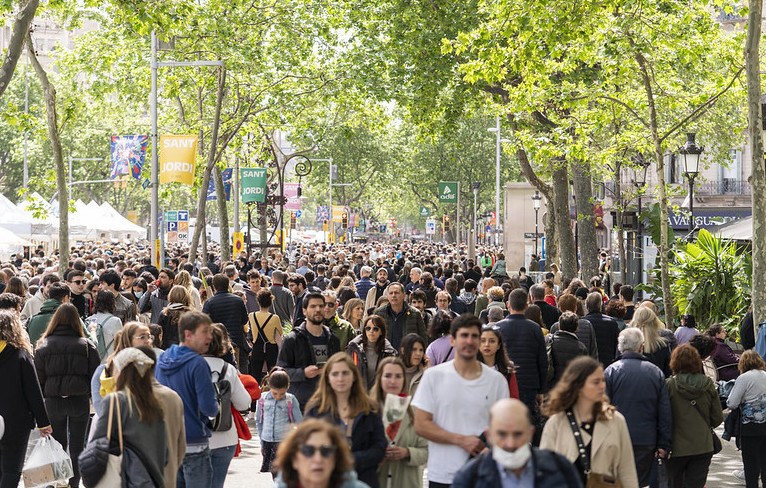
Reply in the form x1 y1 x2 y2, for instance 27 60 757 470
0 226 33 260
99 202 146 239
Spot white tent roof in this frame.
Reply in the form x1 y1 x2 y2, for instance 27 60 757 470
0 227 33 246
99 202 146 235
711 216 752 241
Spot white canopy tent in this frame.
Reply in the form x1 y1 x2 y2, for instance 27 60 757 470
0 226 33 260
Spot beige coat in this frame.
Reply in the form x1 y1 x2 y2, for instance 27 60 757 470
540 409 638 488
376 411 428 488
152 381 186 488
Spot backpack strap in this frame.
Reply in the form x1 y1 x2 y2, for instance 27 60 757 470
258 397 264 424
287 398 294 423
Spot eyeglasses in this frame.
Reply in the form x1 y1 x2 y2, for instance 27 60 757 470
298 444 336 458
71 280 84 285
136 334 154 341
365 326 380 332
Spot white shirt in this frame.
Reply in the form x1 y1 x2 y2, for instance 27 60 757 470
411 360 509 483
204 357 252 449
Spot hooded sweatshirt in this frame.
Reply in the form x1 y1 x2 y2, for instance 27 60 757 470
155 345 219 445
666 372 723 456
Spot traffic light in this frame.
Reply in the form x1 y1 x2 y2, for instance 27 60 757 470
342 212 348 228
443 215 450 233
290 212 297 228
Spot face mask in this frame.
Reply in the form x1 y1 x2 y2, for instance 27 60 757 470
493 442 531 471
134 291 144 299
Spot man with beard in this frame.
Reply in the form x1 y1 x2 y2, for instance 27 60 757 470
276 292 341 410
363 268 390 315
138 268 174 324
99 270 137 325
413 314 509 488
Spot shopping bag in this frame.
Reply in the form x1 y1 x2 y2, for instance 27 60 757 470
22 436 73 488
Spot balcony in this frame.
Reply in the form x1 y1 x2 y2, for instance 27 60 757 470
695 180 751 195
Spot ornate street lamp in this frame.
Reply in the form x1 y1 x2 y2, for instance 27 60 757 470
678 133 704 241
531 190 542 257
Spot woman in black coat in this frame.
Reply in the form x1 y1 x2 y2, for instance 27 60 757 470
34 303 100 488
0 309 52 488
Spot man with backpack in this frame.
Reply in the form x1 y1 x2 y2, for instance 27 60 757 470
156 311 219 488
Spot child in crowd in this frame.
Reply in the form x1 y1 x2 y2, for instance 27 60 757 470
255 367 303 477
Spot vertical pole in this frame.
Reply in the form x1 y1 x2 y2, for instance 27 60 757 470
495 115 501 247
23 64 28 189
233 156 240 235
150 31 160 266
688 178 695 241
637 193 643 298
329 159 333 244
456 182 460 244
68 156 72 194
469 187 477 261
534 208 539 256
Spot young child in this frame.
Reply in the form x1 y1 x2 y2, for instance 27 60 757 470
255 368 303 476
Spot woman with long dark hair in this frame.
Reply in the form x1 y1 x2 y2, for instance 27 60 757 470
540 356 638 487
34 303 100 488
707 323 740 381
346 315 397 391
305 352 387 488
478 325 519 398
158 285 192 348
0 310 51 488
425 310 455 365
399 333 428 396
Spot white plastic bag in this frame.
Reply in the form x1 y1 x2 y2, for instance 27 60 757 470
22 436 73 488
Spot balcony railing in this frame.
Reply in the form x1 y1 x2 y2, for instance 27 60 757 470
696 180 751 195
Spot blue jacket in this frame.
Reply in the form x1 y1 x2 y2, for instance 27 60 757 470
155 345 218 445
202 291 249 349
355 276 375 302
497 314 548 391
255 391 303 442
604 352 672 449
452 447 583 488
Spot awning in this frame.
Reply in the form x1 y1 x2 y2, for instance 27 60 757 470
710 216 752 241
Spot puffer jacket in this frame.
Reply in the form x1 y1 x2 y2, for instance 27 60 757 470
496 314 548 392
666 373 723 456
34 326 100 398
452 447 582 488
546 330 588 387
346 335 398 390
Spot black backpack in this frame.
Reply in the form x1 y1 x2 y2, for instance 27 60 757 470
211 362 232 431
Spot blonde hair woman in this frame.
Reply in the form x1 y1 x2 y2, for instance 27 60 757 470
630 306 672 377
173 270 202 311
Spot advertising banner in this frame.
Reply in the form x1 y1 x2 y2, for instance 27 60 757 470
207 168 233 201
159 135 198 185
240 168 268 203
284 183 301 211
111 135 149 180
438 181 458 203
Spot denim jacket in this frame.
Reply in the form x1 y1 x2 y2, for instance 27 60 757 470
255 391 302 442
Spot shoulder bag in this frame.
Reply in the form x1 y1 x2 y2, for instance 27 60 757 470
565 410 621 488
690 399 722 454
79 394 123 488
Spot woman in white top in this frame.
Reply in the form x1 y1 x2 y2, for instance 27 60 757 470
174 270 202 311
204 323 251 488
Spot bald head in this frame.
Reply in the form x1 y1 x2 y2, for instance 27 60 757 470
488 398 534 453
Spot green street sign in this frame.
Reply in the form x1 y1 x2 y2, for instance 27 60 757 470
420 206 430 217
165 211 177 221
241 167 268 203
438 181 458 203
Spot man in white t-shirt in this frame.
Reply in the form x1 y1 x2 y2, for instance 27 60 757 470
412 314 509 488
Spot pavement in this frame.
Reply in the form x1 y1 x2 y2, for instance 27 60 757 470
23 415 748 488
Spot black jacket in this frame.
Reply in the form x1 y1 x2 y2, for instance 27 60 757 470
452 447 583 488
550 319 599 360
34 326 100 398
449 293 469 315
305 406 387 488
547 331 588 387
534 300 561 329
0 344 50 439
583 312 620 366
202 290 249 349
497 314 548 392
276 325 341 409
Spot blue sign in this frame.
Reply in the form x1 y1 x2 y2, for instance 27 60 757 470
177 210 189 221
167 221 178 232
667 210 750 230
142 179 151 189
295 210 302 218
207 168 233 201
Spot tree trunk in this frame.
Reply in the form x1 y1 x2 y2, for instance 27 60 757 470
213 164 230 261
201 212 208 265
0 0 38 99
637 52 674 326
747 0 766 330
26 34 67 277
189 68 226 265
552 160 577 280
544 202 557 271
572 159 599 281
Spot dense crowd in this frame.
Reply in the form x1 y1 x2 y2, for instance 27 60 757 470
0 240 761 488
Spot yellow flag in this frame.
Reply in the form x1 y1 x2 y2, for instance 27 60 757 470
160 135 198 185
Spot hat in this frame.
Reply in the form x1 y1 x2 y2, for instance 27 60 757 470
113 347 154 377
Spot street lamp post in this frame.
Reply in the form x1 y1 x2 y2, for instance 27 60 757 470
631 153 651 296
488 117 511 247
531 190 542 257
470 182 480 261
678 133 704 242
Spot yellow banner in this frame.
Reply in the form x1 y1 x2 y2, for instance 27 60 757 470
160 135 198 185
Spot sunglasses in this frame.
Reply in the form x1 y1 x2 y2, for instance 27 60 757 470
365 326 380 332
298 444 336 458
324 302 337 308
71 280 85 285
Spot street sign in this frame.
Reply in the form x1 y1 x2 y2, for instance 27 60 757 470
438 182 458 203
426 218 436 235
240 167 268 203
165 211 177 221
177 210 189 221
295 210 302 218
420 206 430 217
232 232 244 259
332 205 347 222
524 232 545 239
167 221 178 232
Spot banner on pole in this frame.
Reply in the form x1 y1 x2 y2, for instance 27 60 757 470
316 206 330 223
332 205 347 222
159 135 198 185
111 135 149 180
240 167 268 203
284 183 301 211
207 168 233 201
438 182 458 203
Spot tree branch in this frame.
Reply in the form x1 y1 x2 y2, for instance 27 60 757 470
0 0 38 98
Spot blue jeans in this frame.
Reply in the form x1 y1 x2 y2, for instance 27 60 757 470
210 445 236 488
177 448 213 488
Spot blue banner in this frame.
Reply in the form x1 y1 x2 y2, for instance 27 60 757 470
111 135 149 180
207 168 233 201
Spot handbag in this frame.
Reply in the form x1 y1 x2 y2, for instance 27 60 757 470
79 394 123 488
565 410 622 488
690 399 722 454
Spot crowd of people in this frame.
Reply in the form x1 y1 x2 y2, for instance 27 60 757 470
0 240 760 488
